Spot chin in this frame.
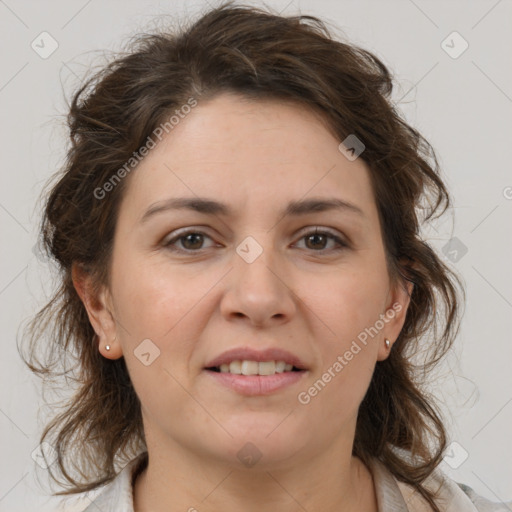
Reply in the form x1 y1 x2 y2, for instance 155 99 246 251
212 425 309 469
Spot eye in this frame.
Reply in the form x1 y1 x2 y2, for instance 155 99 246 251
294 227 348 252
162 227 348 254
163 230 215 252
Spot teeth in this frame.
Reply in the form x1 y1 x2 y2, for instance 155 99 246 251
217 360 297 375
275 361 286 373
257 361 275 375
241 360 259 375
228 361 242 374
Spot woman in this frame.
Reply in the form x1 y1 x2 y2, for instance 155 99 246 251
22 2 511 511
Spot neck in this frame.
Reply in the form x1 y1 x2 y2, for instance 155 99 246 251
133 441 377 512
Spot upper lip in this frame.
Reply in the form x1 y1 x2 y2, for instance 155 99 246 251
205 347 308 370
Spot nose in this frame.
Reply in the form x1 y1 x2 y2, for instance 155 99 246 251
220 240 297 328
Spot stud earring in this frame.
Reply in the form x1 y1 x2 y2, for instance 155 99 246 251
105 335 116 352
385 338 390 348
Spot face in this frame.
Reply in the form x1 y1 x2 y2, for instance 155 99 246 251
80 92 411 470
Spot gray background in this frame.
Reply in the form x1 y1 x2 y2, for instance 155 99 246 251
1 0 511 510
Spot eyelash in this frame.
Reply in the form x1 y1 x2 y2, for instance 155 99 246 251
162 228 348 254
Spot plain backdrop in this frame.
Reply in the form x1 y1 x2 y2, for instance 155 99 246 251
1 0 511 510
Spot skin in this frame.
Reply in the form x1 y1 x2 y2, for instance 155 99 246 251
74 92 413 512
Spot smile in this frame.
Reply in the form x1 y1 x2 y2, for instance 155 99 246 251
207 360 302 376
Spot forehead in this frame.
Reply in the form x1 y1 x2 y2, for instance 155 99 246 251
118 93 377 226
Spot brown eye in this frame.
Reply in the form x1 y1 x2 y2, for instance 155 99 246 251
180 233 205 250
296 228 348 252
164 231 214 252
304 232 329 250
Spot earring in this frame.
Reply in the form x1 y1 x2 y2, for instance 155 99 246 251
385 338 390 348
105 335 115 352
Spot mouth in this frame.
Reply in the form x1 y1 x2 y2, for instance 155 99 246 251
203 347 309 395
205 360 305 376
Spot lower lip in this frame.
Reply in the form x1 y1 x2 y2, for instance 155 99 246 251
203 369 307 396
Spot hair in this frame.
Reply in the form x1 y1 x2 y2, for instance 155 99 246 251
20 2 465 510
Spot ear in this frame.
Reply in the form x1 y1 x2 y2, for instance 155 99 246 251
376 270 414 362
71 263 123 360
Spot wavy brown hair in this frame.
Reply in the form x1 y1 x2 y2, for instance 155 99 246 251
20 2 464 510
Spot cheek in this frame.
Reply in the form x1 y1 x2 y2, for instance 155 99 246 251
307 265 389 346
302 265 386 405
298 359 374 438
110 256 210 399
298 295 380 426
112 253 206 338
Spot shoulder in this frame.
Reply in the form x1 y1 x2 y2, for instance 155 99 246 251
76 452 147 512
395 465 512 512
454 481 512 512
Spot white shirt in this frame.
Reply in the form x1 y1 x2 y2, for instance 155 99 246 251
71 452 510 512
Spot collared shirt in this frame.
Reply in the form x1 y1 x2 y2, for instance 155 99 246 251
71 452 510 512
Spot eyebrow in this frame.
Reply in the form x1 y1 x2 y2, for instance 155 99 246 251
139 196 366 223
